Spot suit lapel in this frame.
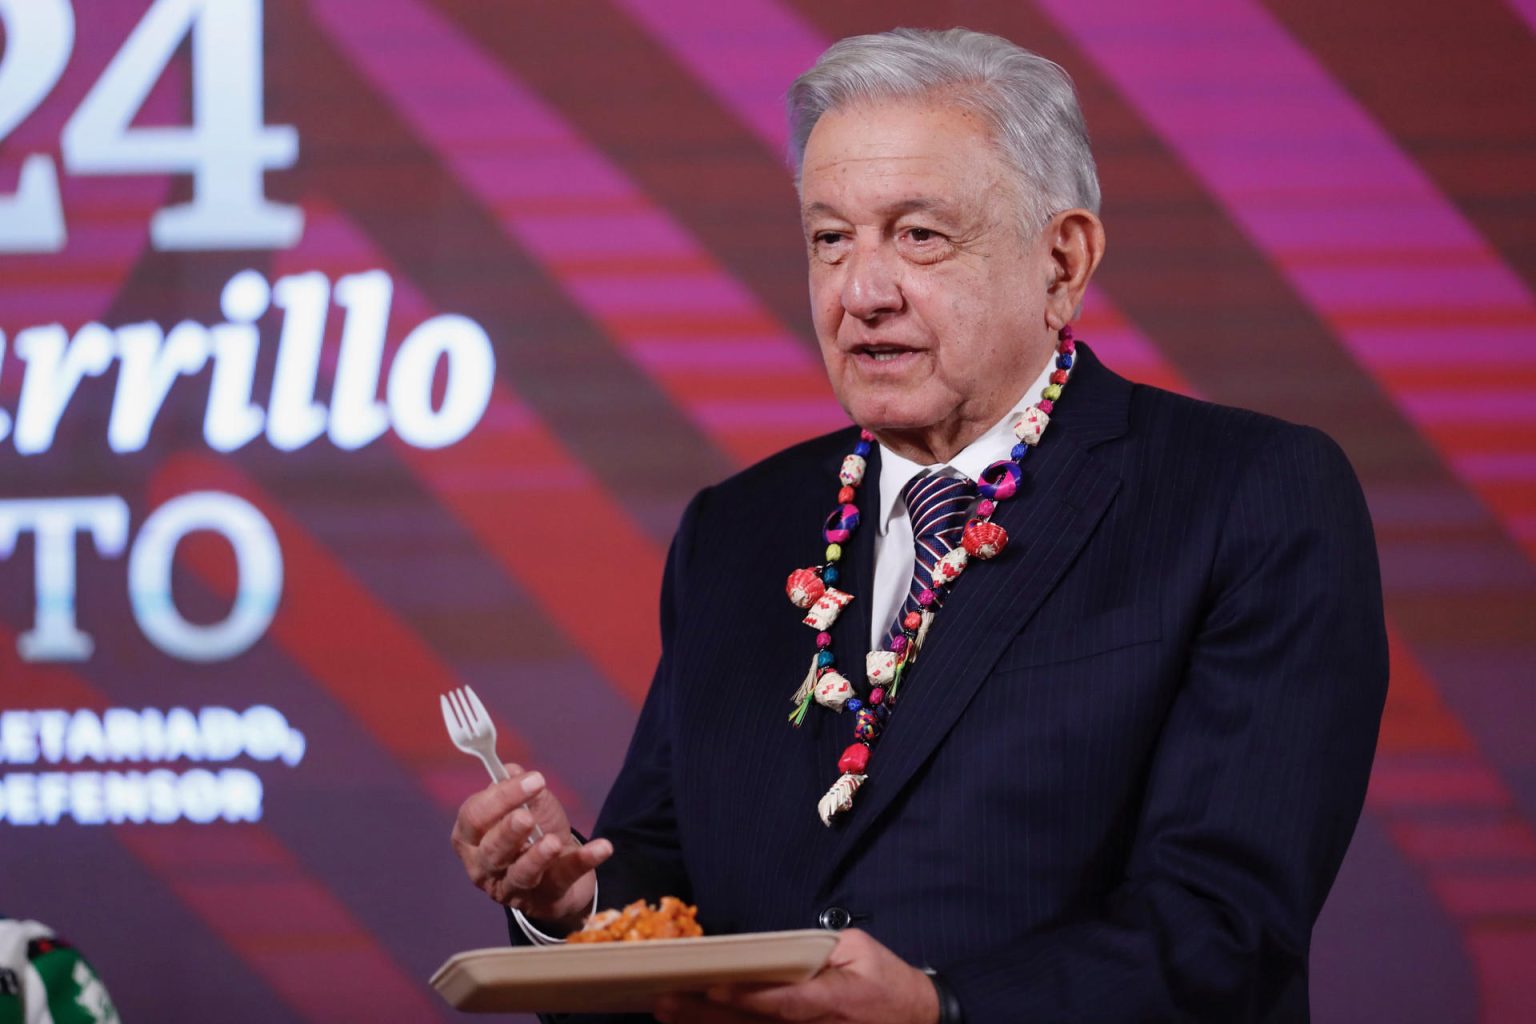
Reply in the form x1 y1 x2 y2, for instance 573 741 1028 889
820 343 1132 870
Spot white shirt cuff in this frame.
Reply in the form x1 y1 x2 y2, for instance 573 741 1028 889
511 882 599 945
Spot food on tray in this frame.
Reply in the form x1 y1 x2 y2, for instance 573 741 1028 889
567 897 704 943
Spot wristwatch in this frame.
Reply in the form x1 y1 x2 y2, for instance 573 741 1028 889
921 967 964 1024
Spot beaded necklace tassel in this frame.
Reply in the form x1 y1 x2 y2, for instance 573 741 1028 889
788 652 819 725
784 329 1080 826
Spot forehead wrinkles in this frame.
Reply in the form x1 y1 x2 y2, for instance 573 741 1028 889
800 104 1013 221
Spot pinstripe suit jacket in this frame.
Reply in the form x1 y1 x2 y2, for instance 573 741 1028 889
553 344 1388 1022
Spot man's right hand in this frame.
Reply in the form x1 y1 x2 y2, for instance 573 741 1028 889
450 764 614 932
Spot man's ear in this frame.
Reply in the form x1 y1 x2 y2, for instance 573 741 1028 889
1043 209 1105 328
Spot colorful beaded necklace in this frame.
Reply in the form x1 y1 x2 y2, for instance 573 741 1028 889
784 327 1079 825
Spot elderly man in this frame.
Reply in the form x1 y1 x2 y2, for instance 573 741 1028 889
452 27 1387 1023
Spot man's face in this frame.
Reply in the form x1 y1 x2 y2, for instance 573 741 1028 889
800 100 1054 461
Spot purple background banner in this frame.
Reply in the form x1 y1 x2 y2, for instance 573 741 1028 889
1 1 1533 1020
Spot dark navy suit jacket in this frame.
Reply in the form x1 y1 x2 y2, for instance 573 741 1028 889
531 344 1388 1022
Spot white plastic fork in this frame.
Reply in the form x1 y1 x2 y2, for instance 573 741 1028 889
440 684 544 842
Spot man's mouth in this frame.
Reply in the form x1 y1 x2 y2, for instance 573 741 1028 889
852 343 919 363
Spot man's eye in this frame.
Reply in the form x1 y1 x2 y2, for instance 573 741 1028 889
906 228 938 242
814 231 846 246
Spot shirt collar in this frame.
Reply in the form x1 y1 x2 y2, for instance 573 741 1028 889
875 353 1061 535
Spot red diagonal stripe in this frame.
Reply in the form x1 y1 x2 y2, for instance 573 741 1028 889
146 451 516 768
270 204 665 709
309 0 847 467
1037 0 1536 565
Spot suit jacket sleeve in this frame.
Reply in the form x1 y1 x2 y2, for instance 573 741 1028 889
940 424 1389 1021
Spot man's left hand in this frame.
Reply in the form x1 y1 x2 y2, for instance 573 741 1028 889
652 929 940 1024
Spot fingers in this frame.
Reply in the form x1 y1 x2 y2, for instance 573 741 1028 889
824 927 876 969
579 837 614 866
517 772 580 836
476 806 539 870
453 769 549 845
448 764 613 920
501 830 613 892
714 980 831 1022
714 931 913 1022
544 837 614 890
504 830 566 891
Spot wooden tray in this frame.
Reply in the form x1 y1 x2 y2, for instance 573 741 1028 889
430 930 838 1013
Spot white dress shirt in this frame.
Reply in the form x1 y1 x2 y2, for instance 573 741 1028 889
869 355 1061 650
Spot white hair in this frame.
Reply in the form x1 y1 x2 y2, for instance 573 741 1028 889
787 27 1101 230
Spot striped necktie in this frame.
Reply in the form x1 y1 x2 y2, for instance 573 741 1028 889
887 472 978 649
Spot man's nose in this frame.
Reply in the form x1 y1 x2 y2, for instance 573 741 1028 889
841 242 903 320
